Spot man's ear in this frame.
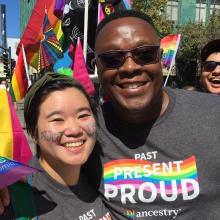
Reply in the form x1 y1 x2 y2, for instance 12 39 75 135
160 48 163 66
95 58 104 77
160 48 163 58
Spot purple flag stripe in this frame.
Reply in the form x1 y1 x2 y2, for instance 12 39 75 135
0 157 39 189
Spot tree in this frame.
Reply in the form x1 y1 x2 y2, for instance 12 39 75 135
175 22 206 87
175 9 220 88
132 0 173 37
205 9 220 40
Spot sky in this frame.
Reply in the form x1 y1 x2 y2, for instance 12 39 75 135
0 0 19 43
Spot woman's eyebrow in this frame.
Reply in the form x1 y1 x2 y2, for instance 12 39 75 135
46 111 62 119
77 107 92 112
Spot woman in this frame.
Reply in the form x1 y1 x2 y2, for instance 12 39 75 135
2 72 112 219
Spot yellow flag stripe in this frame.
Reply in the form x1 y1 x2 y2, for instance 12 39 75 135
0 88 13 158
11 73 22 101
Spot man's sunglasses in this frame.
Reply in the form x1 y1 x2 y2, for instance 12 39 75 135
96 45 160 69
202 61 220 72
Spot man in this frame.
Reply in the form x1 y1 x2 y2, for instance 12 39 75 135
1 9 220 219
200 39 220 94
86 10 220 219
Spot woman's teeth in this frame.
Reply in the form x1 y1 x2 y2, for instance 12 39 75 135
64 141 84 148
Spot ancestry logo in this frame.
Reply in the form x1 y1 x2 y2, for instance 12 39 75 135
124 208 182 219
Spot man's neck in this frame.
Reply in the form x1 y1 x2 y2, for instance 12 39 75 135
112 90 169 124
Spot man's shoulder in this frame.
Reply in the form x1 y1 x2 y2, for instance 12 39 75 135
166 87 220 111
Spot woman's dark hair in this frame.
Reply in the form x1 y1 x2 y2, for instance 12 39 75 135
24 73 96 157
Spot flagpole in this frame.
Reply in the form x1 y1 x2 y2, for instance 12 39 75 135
83 0 89 62
21 44 32 87
164 67 172 87
90 2 103 79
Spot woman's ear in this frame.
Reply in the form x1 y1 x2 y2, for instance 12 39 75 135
33 127 39 144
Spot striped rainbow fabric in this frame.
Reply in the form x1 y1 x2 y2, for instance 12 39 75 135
104 155 198 195
160 34 181 69
0 86 32 164
9 49 28 102
0 156 38 189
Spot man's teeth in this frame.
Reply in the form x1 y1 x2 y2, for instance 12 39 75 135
64 141 84 148
121 82 144 89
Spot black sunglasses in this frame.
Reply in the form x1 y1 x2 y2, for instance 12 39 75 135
202 61 220 72
97 45 160 69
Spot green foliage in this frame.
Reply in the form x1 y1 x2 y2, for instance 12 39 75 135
205 9 220 40
132 0 173 37
175 9 220 87
132 1 220 87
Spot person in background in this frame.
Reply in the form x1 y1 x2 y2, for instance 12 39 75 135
200 39 220 94
1 73 112 220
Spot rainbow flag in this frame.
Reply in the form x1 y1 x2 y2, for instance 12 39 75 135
54 0 65 19
0 157 38 189
9 49 28 102
16 0 64 69
0 87 32 164
73 38 95 96
160 34 181 69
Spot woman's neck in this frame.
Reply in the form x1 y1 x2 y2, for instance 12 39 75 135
39 157 81 186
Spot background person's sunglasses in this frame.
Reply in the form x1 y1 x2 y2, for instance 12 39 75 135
97 45 160 69
202 61 220 72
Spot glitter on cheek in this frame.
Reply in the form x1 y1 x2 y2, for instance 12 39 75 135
40 130 63 144
81 122 97 137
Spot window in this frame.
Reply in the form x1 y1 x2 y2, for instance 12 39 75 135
196 0 207 22
166 0 179 24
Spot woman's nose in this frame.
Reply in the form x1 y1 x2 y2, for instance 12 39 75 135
63 120 83 136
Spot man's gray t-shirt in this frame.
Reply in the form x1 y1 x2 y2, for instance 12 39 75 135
85 88 220 219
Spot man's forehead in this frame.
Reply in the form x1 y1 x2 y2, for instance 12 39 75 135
95 17 159 49
100 16 154 31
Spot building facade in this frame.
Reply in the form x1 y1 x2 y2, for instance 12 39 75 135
20 0 36 36
166 0 220 25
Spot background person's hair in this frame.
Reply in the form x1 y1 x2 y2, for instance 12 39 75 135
95 9 158 40
201 39 220 63
24 74 96 157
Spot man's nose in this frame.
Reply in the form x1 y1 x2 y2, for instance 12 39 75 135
212 64 220 75
119 53 140 75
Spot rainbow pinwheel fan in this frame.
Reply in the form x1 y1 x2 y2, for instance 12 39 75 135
37 13 63 72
